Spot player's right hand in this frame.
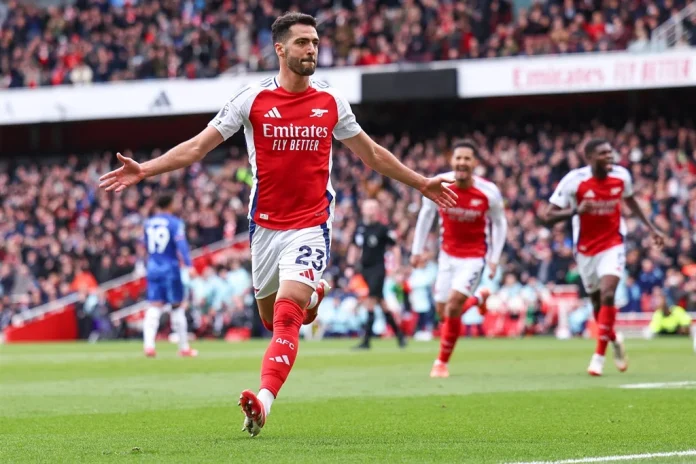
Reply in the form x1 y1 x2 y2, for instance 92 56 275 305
488 262 498 279
420 174 457 208
99 153 145 192
651 229 666 250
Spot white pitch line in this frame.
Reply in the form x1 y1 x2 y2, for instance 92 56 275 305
509 450 696 464
619 381 696 389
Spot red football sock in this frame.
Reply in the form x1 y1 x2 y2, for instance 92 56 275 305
595 305 617 356
462 296 479 311
437 316 462 364
260 298 303 397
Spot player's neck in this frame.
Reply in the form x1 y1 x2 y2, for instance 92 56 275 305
277 67 310 93
591 166 609 179
456 178 473 189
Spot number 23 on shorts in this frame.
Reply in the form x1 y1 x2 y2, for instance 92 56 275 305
295 246 325 271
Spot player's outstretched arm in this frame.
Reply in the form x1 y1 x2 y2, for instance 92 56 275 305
540 203 588 227
624 196 665 248
99 126 224 192
341 132 457 208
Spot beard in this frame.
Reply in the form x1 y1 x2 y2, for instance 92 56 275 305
287 54 316 76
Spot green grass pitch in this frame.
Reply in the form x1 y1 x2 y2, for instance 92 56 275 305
1 337 695 463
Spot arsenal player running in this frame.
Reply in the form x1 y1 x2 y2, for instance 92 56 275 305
98 12 457 437
543 139 664 376
411 140 507 378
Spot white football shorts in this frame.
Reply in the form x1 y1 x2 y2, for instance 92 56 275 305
250 223 331 299
576 244 626 294
433 251 486 303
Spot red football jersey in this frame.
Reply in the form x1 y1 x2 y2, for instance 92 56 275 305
549 165 633 256
412 175 506 260
209 77 362 231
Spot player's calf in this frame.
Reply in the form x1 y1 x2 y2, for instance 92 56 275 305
143 306 162 356
432 293 466 374
261 317 273 332
594 277 619 358
612 332 628 372
256 293 277 332
171 305 197 356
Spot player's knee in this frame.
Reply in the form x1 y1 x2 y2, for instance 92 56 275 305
600 289 615 307
364 298 376 311
145 307 161 324
170 306 186 324
445 295 466 318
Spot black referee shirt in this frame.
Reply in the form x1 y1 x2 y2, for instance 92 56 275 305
353 222 397 269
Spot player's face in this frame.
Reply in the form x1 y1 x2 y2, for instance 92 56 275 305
591 143 613 173
450 147 476 183
280 24 318 77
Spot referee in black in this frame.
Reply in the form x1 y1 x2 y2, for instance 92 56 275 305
347 199 406 350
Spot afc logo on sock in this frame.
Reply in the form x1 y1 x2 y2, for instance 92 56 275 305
275 338 295 351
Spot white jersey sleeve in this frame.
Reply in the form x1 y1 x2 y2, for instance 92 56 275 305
486 187 507 265
610 166 634 198
320 85 362 140
549 172 574 209
411 196 438 255
208 86 256 141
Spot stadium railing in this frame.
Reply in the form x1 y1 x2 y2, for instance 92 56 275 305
650 2 696 51
2 234 250 343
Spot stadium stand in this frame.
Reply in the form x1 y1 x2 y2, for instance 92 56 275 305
4 0 696 88
2 115 695 336
2 1 696 343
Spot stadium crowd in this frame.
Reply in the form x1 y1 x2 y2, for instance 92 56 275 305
3 0 692 88
0 149 251 326
1 116 696 334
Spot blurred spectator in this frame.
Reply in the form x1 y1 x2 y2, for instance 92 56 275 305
407 255 437 340
314 291 362 338
619 274 643 313
2 113 696 331
638 259 665 296
0 152 251 324
5 0 691 89
568 299 593 336
649 289 692 335
187 257 253 338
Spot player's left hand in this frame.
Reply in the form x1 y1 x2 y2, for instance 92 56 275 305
420 174 457 208
488 262 498 279
651 229 666 249
99 153 145 192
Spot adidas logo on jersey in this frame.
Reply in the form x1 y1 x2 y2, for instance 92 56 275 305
583 190 596 198
611 187 622 196
470 199 483 206
264 107 282 118
269 355 290 365
300 269 315 280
